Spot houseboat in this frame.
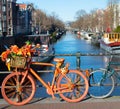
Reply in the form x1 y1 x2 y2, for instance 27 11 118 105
26 34 55 62
100 33 120 53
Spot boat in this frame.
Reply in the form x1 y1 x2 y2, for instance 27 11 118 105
77 31 80 35
83 32 95 40
91 33 102 47
100 33 120 53
25 34 55 62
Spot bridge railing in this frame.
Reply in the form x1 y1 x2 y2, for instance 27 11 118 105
0 52 120 89
0 52 119 74
45 52 120 70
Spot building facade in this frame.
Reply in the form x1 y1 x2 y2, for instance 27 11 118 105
0 0 17 36
16 4 32 35
0 0 33 37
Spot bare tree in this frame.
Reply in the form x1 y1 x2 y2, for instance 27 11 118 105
31 8 65 34
106 0 120 31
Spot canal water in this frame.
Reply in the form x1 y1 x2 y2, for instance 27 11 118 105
35 31 120 98
54 31 106 69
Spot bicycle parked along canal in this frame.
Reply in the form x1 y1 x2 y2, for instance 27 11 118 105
88 55 120 99
0 44 89 106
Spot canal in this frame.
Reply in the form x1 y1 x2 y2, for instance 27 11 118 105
34 31 120 98
54 31 106 69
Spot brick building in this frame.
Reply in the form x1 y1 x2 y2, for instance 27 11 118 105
0 0 33 37
0 0 17 36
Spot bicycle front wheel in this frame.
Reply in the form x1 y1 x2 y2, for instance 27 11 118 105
1 72 36 106
57 70 89 102
89 68 115 98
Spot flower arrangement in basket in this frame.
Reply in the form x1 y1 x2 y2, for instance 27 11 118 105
0 41 35 70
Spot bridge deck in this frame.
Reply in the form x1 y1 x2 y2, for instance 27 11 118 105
0 96 120 109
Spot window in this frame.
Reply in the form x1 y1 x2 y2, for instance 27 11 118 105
3 16 6 20
8 2 11 8
118 34 120 39
3 21 7 29
3 12 6 16
2 0 6 4
2 6 6 12
8 10 10 16
109 36 111 39
8 19 11 25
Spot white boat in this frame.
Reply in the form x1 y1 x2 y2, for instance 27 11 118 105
100 33 120 53
83 32 95 40
26 34 55 62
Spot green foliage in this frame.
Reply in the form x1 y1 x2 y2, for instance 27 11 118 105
114 26 120 33
51 32 57 42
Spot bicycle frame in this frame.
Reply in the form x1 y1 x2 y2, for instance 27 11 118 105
21 61 71 99
109 61 120 81
98 57 120 85
106 58 120 73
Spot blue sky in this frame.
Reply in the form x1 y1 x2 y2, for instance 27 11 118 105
17 0 107 22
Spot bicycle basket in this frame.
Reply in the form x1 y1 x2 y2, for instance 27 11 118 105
10 56 26 68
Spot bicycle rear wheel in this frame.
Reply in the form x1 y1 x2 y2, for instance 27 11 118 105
89 68 114 98
1 72 36 106
57 70 89 102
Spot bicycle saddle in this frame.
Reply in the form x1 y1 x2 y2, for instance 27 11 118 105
54 58 64 63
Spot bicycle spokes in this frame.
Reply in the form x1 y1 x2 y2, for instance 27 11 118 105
1 72 36 106
89 69 114 98
57 70 88 102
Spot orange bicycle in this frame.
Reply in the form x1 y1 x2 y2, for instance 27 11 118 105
1 57 89 106
1 48 89 106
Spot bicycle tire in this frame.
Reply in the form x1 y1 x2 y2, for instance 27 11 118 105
89 68 115 99
1 72 36 106
57 70 89 102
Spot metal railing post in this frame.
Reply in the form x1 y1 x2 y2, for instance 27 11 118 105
76 52 81 70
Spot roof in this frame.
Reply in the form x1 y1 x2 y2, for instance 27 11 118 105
18 4 27 10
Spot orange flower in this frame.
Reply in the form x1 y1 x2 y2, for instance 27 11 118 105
1 43 35 62
10 45 19 54
1 49 10 61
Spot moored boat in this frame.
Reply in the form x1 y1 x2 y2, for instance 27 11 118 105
26 34 55 62
83 32 95 40
91 33 101 47
100 33 120 53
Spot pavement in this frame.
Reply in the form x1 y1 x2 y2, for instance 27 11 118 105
1 96 120 109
